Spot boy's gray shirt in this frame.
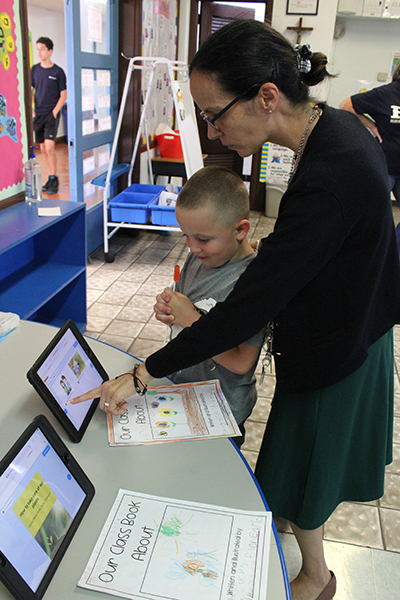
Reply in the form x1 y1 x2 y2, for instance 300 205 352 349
170 251 264 424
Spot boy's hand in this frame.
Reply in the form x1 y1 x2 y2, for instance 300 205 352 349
165 288 199 328
154 287 200 328
154 287 174 325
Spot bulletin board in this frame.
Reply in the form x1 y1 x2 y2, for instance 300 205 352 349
0 0 28 201
142 0 178 141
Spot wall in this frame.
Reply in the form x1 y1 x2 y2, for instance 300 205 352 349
271 0 400 109
272 0 339 102
27 3 67 136
328 16 400 107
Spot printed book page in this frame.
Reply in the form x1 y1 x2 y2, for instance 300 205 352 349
107 380 241 445
78 489 272 600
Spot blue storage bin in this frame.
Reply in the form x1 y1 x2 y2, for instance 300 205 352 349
109 184 164 224
150 188 182 227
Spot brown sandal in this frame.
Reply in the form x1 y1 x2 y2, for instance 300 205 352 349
315 571 336 600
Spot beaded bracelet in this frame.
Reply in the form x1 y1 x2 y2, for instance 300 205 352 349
132 363 147 396
116 364 147 396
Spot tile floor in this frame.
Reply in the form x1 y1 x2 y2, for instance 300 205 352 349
84 208 400 599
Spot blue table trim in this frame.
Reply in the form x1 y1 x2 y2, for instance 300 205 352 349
229 438 292 600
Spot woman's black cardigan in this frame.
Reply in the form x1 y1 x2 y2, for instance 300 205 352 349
146 106 400 393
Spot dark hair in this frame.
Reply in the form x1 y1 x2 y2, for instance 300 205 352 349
36 37 53 51
177 166 249 226
190 20 332 106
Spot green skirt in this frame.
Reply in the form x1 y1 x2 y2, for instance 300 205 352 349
254 330 394 530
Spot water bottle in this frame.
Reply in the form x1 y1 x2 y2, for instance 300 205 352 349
25 146 42 202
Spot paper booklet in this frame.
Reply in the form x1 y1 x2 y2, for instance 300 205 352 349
78 489 272 600
107 380 241 446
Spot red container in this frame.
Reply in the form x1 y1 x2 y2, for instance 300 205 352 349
156 130 183 159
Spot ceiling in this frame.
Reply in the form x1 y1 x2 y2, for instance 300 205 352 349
27 0 64 14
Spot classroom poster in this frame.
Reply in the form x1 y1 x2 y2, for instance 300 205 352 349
171 79 204 178
142 0 178 142
107 380 241 446
0 0 28 201
259 142 293 185
79 489 272 600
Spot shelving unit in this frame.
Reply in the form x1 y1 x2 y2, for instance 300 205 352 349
0 200 87 331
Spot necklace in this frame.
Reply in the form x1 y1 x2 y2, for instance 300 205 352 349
288 105 322 183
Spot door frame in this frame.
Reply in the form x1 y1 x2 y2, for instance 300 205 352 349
65 0 119 253
187 0 273 211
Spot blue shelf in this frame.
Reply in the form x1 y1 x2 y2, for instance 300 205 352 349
0 200 87 330
91 163 130 188
0 263 86 318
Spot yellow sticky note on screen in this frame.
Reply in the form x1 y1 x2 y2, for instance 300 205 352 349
13 472 57 538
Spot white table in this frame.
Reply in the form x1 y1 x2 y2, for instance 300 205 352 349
0 321 289 600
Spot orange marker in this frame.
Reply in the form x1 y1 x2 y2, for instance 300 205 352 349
172 264 180 291
163 265 180 346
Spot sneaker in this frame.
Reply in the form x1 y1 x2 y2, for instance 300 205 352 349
46 176 59 194
42 177 52 191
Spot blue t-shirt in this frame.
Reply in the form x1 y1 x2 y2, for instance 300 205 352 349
351 80 400 176
31 63 66 115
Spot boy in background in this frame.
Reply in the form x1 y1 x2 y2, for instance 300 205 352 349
154 166 265 447
31 37 67 194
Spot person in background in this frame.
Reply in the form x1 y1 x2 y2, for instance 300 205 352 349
31 36 67 194
72 20 400 600
340 61 400 206
154 166 265 448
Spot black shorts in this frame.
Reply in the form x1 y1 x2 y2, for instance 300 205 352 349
33 112 60 144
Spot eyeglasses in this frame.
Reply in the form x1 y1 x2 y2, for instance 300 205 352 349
199 82 262 132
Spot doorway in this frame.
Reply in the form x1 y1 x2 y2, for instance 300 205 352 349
25 0 119 254
188 1 273 209
26 0 69 200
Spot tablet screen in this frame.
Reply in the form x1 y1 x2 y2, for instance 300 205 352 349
0 427 86 593
36 328 104 431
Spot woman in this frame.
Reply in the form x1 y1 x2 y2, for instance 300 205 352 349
73 21 400 600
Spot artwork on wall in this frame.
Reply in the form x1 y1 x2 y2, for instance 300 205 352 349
141 0 178 143
390 52 400 78
286 0 319 15
0 0 28 201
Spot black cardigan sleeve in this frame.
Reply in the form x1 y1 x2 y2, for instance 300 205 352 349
145 186 348 379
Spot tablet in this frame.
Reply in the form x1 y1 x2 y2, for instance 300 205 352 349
27 320 109 443
0 414 95 600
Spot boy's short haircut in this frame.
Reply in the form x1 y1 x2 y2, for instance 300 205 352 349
177 166 250 227
36 37 54 51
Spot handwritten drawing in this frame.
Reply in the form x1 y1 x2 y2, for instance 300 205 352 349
155 511 197 554
165 552 223 587
182 558 218 580
108 380 241 445
158 408 178 417
79 490 271 600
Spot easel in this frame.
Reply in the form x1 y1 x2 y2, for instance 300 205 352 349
93 56 203 262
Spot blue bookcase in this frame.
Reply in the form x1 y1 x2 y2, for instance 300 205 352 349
0 200 87 331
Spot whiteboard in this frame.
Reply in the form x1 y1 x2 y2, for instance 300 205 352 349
171 79 204 179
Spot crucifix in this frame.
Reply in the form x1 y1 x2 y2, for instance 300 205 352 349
287 17 313 44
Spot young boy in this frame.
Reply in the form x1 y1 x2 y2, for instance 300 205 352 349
31 37 67 194
154 166 265 447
